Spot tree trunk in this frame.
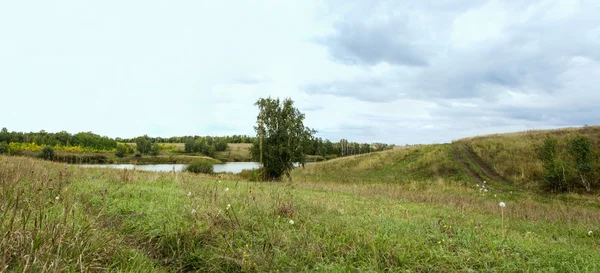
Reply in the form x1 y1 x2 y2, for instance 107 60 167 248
285 169 292 182
580 173 591 192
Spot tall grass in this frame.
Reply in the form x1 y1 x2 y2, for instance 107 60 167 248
2 153 600 271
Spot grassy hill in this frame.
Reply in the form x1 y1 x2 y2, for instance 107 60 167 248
456 126 600 191
2 126 600 271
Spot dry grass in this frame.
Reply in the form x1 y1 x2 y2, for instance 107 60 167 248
457 125 600 190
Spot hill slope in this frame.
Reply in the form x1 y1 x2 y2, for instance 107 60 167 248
457 126 600 191
293 144 469 184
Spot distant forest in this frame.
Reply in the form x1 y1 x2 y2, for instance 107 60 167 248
0 128 394 159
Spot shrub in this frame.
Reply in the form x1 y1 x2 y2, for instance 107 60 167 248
185 159 214 174
537 136 565 191
150 143 160 156
569 135 593 191
38 145 55 161
115 145 127 158
0 141 7 154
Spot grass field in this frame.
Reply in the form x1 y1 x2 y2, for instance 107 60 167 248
2 127 600 272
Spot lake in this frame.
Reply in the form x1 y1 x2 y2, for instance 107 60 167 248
78 162 263 174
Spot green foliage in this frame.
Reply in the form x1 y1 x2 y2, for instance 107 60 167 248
537 136 566 191
0 141 7 154
38 145 55 161
183 137 222 157
254 97 315 180
569 135 593 191
184 159 214 174
150 143 161 156
115 144 127 158
71 132 117 150
135 136 152 154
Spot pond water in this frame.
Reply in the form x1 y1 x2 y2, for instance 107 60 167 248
78 162 263 174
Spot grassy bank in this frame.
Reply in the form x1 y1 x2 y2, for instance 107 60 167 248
2 152 600 271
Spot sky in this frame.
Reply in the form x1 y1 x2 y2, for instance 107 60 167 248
1 0 599 145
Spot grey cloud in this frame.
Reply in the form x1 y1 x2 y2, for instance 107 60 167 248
319 22 429 67
312 0 600 103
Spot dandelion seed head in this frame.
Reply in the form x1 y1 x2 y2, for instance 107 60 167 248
55 196 60 201
225 187 230 192
588 231 593 236
191 209 197 214
499 202 506 207
289 219 294 225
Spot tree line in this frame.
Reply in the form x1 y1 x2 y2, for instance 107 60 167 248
0 126 395 162
117 135 255 144
0 128 117 151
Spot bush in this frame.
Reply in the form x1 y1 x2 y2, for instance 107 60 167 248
185 159 214 174
537 137 567 191
0 141 7 154
115 145 127 158
150 143 160 156
38 146 55 161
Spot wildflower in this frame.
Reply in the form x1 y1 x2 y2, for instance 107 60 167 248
588 231 593 236
225 187 230 192
226 204 231 210
476 184 479 187
218 180 222 183
55 196 60 201
483 181 486 184
289 219 294 225
494 194 497 197
499 202 506 207
191 209 197 214
479 188 483 191
484 189 488 192
187 191 191 197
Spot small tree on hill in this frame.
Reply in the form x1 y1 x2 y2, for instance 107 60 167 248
538 136 565 191
569 135 593 191
254 97 315 181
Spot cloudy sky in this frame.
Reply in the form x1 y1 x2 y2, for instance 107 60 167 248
1 0 599 144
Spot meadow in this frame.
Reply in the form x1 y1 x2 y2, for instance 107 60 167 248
2 127 600 272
